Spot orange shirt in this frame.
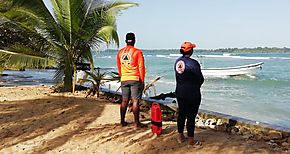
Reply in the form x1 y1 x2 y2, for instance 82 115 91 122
116 45 145 82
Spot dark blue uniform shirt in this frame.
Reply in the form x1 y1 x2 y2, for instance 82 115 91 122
174 56 204 99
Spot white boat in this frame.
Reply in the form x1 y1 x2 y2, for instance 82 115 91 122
201 62 264 77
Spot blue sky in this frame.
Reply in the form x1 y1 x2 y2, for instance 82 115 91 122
44 0 290 49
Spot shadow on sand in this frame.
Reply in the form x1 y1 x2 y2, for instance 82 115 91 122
0 95 283 153
138 125 281 154
0 96 105 153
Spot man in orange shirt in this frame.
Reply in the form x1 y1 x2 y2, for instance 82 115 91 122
116 32 145 128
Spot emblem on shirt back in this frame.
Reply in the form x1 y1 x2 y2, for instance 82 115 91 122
176 60 185 74
120 52 132 66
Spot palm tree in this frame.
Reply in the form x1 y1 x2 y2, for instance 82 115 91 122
0 0 137 92
83 68 120 97
82 68 106 98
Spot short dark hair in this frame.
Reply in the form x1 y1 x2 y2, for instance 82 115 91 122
180 48 193 55
125 32 135 45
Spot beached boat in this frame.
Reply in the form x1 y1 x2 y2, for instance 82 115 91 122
201 62 264 77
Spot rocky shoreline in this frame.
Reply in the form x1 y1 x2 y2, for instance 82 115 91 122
196 109 290 150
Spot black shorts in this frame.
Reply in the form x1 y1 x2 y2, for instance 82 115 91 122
121 81 144 99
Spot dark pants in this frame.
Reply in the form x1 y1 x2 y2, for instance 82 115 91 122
177 97 201 137
121 80 144 99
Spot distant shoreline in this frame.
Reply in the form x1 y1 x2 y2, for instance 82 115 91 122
106 47 290 53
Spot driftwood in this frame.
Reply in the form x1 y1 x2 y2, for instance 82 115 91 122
143 76 161 93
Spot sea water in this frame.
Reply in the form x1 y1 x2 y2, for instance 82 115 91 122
1 50 290 129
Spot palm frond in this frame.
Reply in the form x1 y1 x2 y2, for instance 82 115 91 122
106 1 138 15
0 53 10 71
85 71 103 82
0 9 63 52
97 25 119 47
0 49 53 68
107 71 120 81
79 78 95 86
82 1 137 47
53 66 64 82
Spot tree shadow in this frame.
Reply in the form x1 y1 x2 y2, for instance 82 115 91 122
0 96 106 152
138 125 281 154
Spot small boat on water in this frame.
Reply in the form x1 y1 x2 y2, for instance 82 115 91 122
201 62 264 77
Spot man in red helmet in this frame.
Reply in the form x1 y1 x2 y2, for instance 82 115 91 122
174 42 204 146
116 32 146 128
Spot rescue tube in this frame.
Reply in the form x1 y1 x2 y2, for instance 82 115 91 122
151 102 162 135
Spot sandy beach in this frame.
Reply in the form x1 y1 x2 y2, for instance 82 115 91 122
0 85 288 154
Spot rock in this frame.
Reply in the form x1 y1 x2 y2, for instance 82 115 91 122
242 134 253 140
282 142 290 148
262 136 270 141
205 118 217 129
216 119 223 125
231 127 239 134
282 142 290 150
254 129 265 137
195 114 201 123
205 118 216 125
209 125 216 129
215 124 227 132
273 138 287 144
267 130 283 140
228 119 237 127
238 127 250 135
266 141 279 147
195 119 206 129
253 134 263 141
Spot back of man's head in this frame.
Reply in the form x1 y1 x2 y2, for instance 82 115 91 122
125 32 135 46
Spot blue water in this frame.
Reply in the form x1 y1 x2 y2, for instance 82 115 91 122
0 69 56 86
1 51 290 129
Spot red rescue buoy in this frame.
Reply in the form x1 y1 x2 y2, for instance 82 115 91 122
151 102 162 135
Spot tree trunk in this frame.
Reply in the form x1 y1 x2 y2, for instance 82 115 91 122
63 52 74 92
63 73 73 92
72 63 77 94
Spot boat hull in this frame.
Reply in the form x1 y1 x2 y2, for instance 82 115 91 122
201 62 263 77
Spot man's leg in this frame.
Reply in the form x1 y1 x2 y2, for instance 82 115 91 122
187 98 201 145
120 81 130 126
132 98 140 127
120 98 129 126
177 97 186 143
131 81 144 128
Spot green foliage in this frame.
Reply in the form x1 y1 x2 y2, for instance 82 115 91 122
105 47 290 54
0 0 12 13
82 69 106 97
109 71 121 81
0 53 9 72
81 69 120 97
204 47 290 53
0 49 54 70
0 0 137 92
